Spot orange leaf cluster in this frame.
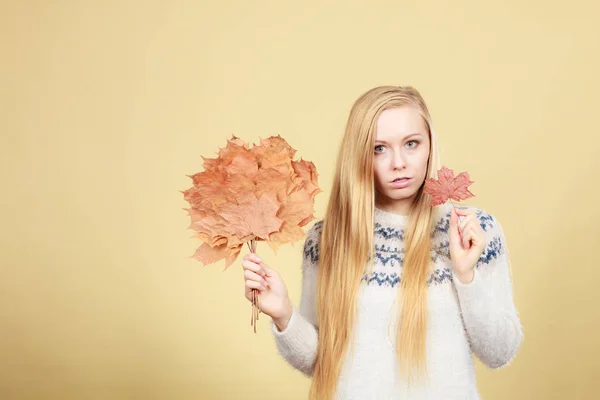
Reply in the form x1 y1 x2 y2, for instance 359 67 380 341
182 134 322 270
423 166 475 206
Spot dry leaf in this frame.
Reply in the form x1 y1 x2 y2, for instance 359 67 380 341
219 192 283 240
423 166 475 206
182 134 322 270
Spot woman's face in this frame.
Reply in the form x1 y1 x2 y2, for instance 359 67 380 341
373 106 430 215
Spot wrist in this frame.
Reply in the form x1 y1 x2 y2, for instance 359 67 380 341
273 298 293 331
455 269 475 284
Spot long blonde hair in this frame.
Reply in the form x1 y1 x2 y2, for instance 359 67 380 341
310 86 441 400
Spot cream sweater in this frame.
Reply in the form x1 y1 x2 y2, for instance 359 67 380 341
270 203 523 399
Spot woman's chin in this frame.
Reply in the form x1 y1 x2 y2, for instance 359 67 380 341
386 189 418 201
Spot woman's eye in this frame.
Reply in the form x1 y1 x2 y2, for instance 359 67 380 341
406 140 419 148
374 145 384 153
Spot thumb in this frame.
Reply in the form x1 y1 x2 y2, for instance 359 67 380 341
449 208 461 249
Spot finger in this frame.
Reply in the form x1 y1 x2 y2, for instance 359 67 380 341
450 207 458 227
454 208 474 216
245 280 267 292
450 208 466 236
468 220 483 236
244 270 269 287
449 208 462 249
459 217 468 234
242 260 265 276
246 252 262 263
459 214 477 233
461 222 477 247
472 227 485 247
462 228 472 249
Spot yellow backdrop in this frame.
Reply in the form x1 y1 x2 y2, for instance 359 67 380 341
2 1 599 399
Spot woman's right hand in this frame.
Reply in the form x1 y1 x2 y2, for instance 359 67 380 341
242 253 293 326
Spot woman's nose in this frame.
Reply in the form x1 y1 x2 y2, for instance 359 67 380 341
391 150 406 169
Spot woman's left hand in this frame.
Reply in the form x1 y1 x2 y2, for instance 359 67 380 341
449 207 486 283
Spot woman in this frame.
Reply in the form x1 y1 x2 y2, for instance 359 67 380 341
241 86 523 399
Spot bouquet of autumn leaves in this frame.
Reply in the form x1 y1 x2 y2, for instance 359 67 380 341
181 134 322 332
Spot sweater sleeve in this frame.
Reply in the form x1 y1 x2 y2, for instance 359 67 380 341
270 221 321 377
452 211 524 369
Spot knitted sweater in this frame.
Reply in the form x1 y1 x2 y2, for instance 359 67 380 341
270 203 523 400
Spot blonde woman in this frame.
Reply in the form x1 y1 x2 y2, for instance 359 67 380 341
241 86 523 399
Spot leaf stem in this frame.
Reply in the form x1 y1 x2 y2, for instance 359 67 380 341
248 238 260 333
449 199 466 225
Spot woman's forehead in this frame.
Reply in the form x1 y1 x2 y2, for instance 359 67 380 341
376 108 427 140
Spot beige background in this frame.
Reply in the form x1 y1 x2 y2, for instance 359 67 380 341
2 1 599 399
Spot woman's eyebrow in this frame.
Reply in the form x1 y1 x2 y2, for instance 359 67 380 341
375 133 423 143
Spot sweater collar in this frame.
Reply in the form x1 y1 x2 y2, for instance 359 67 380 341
374 206 408 227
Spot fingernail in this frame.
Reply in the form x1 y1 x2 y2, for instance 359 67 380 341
256 257 262 263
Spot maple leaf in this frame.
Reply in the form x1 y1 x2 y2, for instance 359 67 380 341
192 241 244 268
182 134 321 270
219 192 283 240
251 134 296 176
423 166 475 206
292 158 322 199
267 189 316 253
253 167 291 203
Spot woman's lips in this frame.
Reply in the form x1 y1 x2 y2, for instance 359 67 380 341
390 178 413 188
